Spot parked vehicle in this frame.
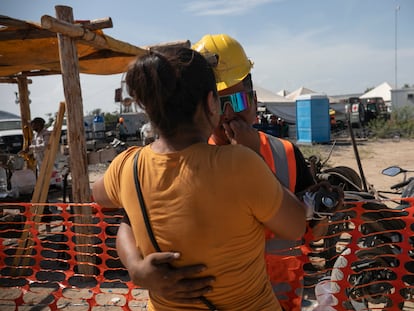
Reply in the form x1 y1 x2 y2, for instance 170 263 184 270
344 97 366 128
0 118 23 154
360 97 390 123
331 97 390 136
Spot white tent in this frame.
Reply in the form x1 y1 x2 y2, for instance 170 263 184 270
286 86 317 101
359 82 392 102
255 85 297 123
255 85 291 103
277 89 289 97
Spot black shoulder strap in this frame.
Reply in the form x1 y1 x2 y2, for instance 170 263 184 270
133 150 161 252
132 150 218 311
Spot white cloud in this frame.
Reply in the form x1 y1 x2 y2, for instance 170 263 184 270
247 30 405 95
184 0 278 16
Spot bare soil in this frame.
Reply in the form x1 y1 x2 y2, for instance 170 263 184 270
85 138 414 197
299 138 414 194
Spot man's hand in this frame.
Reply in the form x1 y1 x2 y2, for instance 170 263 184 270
301 181 345 238
128 252 215 303
222 118 260 155
306 181 345 212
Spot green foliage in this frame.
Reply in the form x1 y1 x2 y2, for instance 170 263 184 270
45 112 54 128
367 106 414 138
89 108 102 116
103 111 119 124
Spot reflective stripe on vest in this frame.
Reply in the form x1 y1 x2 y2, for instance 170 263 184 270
258 132 297 192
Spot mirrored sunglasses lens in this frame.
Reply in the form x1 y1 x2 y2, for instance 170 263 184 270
219 91 252 114
233 92 249 112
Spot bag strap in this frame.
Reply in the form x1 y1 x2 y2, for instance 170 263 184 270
133 150 161 252
132 150 218 311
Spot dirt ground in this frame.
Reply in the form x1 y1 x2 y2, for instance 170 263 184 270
86 138 414 195
299 137 414 195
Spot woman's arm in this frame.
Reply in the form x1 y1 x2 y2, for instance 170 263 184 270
263 186 307 240
92 177 119 209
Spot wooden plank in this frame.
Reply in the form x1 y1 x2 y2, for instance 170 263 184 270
31 101 65 203
12 101 65 272
75 17 113 30
0 28 55 41
41 14 146 55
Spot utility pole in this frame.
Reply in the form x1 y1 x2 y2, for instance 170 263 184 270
394 4 400 90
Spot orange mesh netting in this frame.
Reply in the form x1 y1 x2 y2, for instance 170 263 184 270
0 202 148 310
1 199 414 310
302 197 414 311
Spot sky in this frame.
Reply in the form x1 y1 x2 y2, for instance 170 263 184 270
1 0 413 120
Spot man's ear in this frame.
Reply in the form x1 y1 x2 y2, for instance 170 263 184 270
207 91 219 116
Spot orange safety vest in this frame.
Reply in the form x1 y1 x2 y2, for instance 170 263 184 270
258 131 296 191
258 132 305 311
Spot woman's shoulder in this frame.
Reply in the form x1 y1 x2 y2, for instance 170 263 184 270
212 143 264 165
110 146 143 166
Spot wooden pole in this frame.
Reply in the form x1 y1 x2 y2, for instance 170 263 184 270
55 5 95 276
16 76 31 133
55 5 90 203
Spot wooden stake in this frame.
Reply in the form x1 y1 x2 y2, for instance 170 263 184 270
12 102 65 272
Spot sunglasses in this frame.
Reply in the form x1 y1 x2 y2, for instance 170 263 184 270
219 90 255 114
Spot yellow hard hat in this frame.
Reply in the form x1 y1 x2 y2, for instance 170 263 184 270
192 34 253 91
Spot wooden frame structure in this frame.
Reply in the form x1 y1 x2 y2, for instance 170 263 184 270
0 5 190 204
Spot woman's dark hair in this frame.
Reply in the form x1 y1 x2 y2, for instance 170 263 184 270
125 47 217 137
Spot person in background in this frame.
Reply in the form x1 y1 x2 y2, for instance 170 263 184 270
115 34 343 310
280 118 289 137
28 117 50 177
139 121 155 146
116 117 128 142
93 46 307 310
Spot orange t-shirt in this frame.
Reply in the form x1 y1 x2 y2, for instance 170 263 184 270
104 143 284 310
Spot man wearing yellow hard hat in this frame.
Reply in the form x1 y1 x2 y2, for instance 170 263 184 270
116 34 341 311
195 33 316 311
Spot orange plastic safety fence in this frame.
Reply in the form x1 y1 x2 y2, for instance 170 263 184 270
3 199 414 311
303 198 414 311
0 202 148 310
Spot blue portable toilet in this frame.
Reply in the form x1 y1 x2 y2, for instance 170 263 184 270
296 94 330 144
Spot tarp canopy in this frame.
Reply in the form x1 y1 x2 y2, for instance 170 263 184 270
0 15 189 77
265 102 297 124
255 85 296 123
